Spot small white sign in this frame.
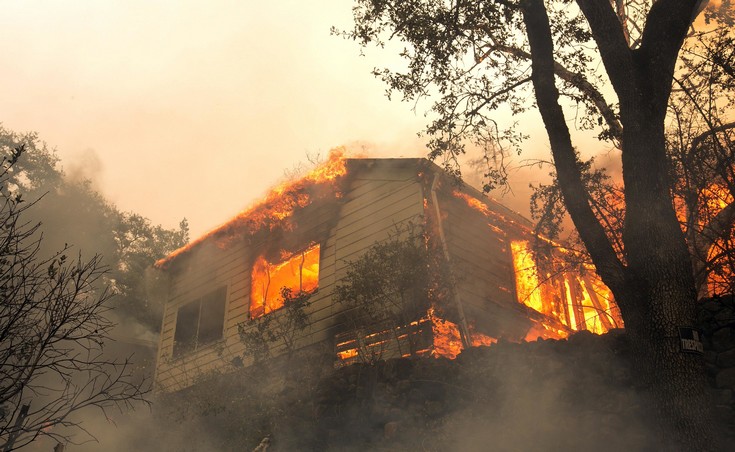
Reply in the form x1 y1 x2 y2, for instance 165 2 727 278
679 327 704 355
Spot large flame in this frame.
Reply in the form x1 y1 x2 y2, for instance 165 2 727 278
510 241 544 313
250 244 320 318
510 240 619 339
429 308 497 359
451 189 621 341
155 149 347 267
452 188 621 339
429 308 464 359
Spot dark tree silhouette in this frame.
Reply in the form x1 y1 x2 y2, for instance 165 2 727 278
0 146 147 450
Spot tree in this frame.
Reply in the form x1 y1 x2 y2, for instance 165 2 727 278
531 18 735 298
112 213 189 332
344 0 732 448
333 222 452 363
238 288 313 364
0 125 189 333
668 22 735 297
0 146 147 450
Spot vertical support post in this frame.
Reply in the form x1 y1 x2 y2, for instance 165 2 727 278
557 274 574 330
429 173 472 348
581 275 615 330
566 275 587 331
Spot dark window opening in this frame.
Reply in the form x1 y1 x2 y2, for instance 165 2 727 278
173 286 227 357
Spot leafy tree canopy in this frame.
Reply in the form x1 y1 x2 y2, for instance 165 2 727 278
0 124 189 332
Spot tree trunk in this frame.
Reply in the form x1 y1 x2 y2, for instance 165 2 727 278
620 114 718 450
621 290 716 450
522 0 721 448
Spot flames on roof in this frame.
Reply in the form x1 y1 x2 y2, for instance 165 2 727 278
155 149 348 268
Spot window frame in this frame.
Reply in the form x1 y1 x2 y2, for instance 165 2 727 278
249 243 321 319
172 285 228 358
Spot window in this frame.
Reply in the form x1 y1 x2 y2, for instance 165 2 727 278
250 244 320 318
173 286 227 357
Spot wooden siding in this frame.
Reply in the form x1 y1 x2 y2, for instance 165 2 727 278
154 161 425 391
154 236 252 391
435 184 535 340
152 158 619 393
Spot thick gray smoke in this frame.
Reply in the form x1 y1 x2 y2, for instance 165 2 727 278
26 332 664 452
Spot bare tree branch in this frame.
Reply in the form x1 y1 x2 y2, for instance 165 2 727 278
0 146 148 450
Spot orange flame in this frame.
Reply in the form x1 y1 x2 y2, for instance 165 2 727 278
692 183 734 295
454 191 492 216
470 331 497 347
454 189 621 341
510 240 619 340
524 321 567 341
337 348 358 360
428 308 497 358
250 244 320 318
429 308 464 359
678 182 734 230
510 241 544 313
334 308 498 363
452 190 534 231
155 149 347 267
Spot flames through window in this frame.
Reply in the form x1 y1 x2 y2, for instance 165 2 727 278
510 240 620 337
250 244 320 318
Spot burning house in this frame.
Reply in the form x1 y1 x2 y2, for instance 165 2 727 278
151 151 621 392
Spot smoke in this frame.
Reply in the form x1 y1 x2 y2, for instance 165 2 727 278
10 142 658 451
2 138 188 451
37 332 660 452
23 403 224 452
433 336 657 451
317 332 661 452
64 148 104 189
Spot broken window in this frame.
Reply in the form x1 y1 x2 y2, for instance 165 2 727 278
173 286 227 357
250 244 320 318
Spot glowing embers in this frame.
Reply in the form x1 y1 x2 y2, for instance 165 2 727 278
453 191 491 217
334 320 434 366
699 183 735 296
250 244 320 319
429 310 497 359
430 313 463 359
510 240 620 339
335 309 497 365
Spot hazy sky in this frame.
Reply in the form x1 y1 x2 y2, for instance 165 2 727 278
0 0 556 237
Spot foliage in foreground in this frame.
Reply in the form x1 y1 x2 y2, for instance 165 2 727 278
0 146 148 450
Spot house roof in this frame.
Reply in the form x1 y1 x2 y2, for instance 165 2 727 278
154 154 534 269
